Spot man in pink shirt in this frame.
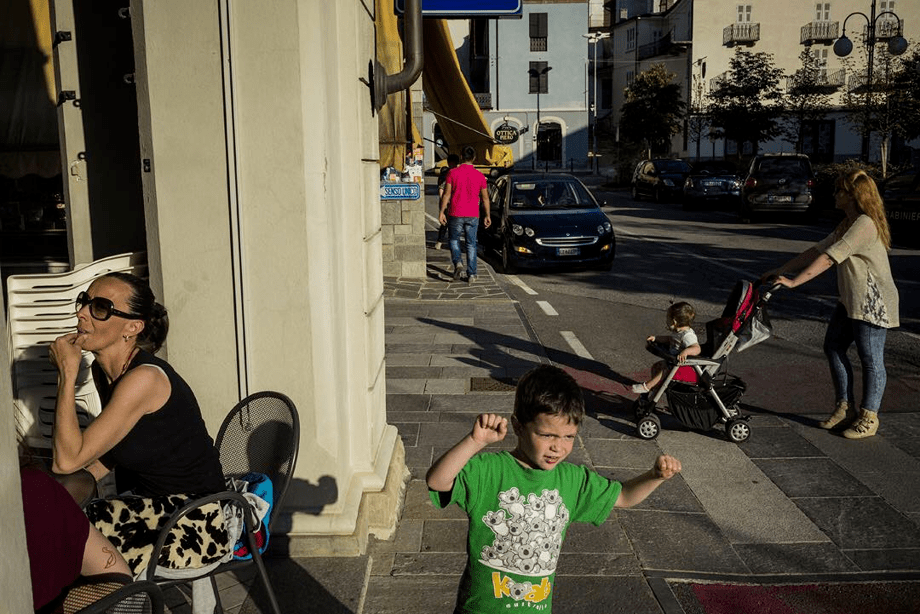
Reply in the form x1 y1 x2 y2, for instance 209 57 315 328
438 146 492 282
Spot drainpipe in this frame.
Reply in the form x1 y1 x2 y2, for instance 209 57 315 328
374 0 423 111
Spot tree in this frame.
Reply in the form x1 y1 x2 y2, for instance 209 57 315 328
782 50 834 153
618 63 686 158
708 49 785 159
840 42 919 175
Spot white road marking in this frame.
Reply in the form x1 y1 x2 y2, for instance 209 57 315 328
507 275 538 295
561 331 593 359
537 301 558 316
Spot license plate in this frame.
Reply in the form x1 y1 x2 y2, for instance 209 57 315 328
703 180 720 187
557 247 580 256
771 195 793 203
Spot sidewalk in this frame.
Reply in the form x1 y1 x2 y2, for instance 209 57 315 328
181 212 920 614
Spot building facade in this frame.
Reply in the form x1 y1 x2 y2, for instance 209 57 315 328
422 0 592 171
606 0 916 162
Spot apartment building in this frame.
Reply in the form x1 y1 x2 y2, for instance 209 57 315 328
606 0 916 162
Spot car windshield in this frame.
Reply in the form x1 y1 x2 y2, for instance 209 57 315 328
657 160 692 173
693 162 736 175
756 158 810 177
509 180 595 210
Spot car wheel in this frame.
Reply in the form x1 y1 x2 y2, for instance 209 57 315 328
726 418 751 443
631 185 641 201
636 414 661 440
502 239 517 274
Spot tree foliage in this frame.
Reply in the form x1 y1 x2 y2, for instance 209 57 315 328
619 63 686 156
782 50 834 152
707 49 785 157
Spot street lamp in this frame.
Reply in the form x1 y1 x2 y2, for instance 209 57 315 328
833 0 908 161
528 65 553 170
583 32 610 174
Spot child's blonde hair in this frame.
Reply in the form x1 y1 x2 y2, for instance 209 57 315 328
667 302 695 330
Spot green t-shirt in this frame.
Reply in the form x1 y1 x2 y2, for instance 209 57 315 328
429 451 622 614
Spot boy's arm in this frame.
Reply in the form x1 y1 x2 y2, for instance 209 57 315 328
426 413 507 492
614 455 681 508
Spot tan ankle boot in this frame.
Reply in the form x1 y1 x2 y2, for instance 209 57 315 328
819 400 854 429
843 409 879 439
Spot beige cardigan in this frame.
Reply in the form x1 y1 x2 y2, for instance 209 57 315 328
816 214 899 328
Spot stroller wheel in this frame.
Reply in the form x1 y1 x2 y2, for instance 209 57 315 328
726 418 751 443
636 415 661 440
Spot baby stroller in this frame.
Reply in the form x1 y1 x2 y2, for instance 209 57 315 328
632 280 779 443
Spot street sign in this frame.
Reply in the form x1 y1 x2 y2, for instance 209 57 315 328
395 0 522 17
494 123 520 145
380 183 421 200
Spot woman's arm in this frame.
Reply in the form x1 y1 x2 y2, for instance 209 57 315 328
50 350 170 474
775 252 834 289
763 245 823 281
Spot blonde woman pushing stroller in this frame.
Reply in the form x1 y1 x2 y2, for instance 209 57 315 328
632 302 702 394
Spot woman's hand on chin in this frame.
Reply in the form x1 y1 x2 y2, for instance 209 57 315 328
50 332 86 378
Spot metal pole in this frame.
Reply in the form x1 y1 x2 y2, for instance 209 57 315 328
863 0 877 161
592 38 598 174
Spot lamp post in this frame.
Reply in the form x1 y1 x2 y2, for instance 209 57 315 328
583 32 610 174
528 65 553 170
833 0 907 161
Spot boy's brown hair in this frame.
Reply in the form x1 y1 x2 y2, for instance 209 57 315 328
513 365 584 426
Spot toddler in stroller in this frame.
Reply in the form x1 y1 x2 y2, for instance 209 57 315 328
631 281 777 443
631 302 702 395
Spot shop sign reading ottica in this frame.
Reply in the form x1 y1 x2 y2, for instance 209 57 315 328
494 123 520 145
395 0 523 17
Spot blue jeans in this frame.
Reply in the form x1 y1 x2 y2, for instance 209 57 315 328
448 216 479 276
823 303 888 412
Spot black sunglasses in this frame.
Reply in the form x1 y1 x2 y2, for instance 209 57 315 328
76 291 144 321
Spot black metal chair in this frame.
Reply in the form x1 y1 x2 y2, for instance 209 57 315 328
51 576 164 614
144 391 300 614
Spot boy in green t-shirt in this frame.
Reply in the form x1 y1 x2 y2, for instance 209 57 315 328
427 364 682 614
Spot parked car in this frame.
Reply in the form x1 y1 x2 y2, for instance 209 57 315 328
631 159 693 202
881 167 920 248
682 160 742 209
479 173 615 273
740 153 815 220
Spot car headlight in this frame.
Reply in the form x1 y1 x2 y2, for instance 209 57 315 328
524 227 535 238
663 178 675 187
597 222 611 235
512 224 523 236
685 178 694 188
730 180 741 189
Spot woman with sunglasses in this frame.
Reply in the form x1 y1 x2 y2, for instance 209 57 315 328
48 272 225 498
762 169 900 440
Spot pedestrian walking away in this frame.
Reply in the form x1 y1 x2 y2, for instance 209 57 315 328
426 365 681 613
763 169 900 439
439 146 491 282
436 153 460 250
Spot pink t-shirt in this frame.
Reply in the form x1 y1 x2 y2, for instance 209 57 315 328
445 164 487 217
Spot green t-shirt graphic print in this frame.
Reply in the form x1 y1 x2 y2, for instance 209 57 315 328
430 451 622 613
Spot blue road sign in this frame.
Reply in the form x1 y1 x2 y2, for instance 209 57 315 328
395 0 522 17
380 183 422 200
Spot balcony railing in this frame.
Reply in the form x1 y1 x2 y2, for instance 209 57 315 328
473 92 492 110
865 17 903 41
786 68 845 92
709 71 730 92
723 22 760 46
800 20 839 45
530 37 547 52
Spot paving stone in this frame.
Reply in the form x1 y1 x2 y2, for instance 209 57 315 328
386 393 431 412
616 510 748 574
238 556 368 614
418 420 478 446
556 551 643 576
597 467 704 513
753 457 875 498
421 518 468 553
738 425 826 459
390 552 467 576
583 438 667 469
386 354 433 366
385 379 426 394
424 378 468 394
562 519 632 554
386 366 443 379
362 577 459 614
391 422 420 447
844 547 920 571
552 576 663 614
368 518 424 555
793 496 920 550
731 542 859 574
402 479 466 520
387 410 440 423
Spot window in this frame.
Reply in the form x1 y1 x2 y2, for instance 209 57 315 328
626 27 636 51
529 61 549 94
737 4 752 22
811 47 828 79
880 0 895 12
530 12 548 52
815 3 831 21
626 70 635 86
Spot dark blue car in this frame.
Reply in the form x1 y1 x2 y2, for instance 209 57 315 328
479 173 615 273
